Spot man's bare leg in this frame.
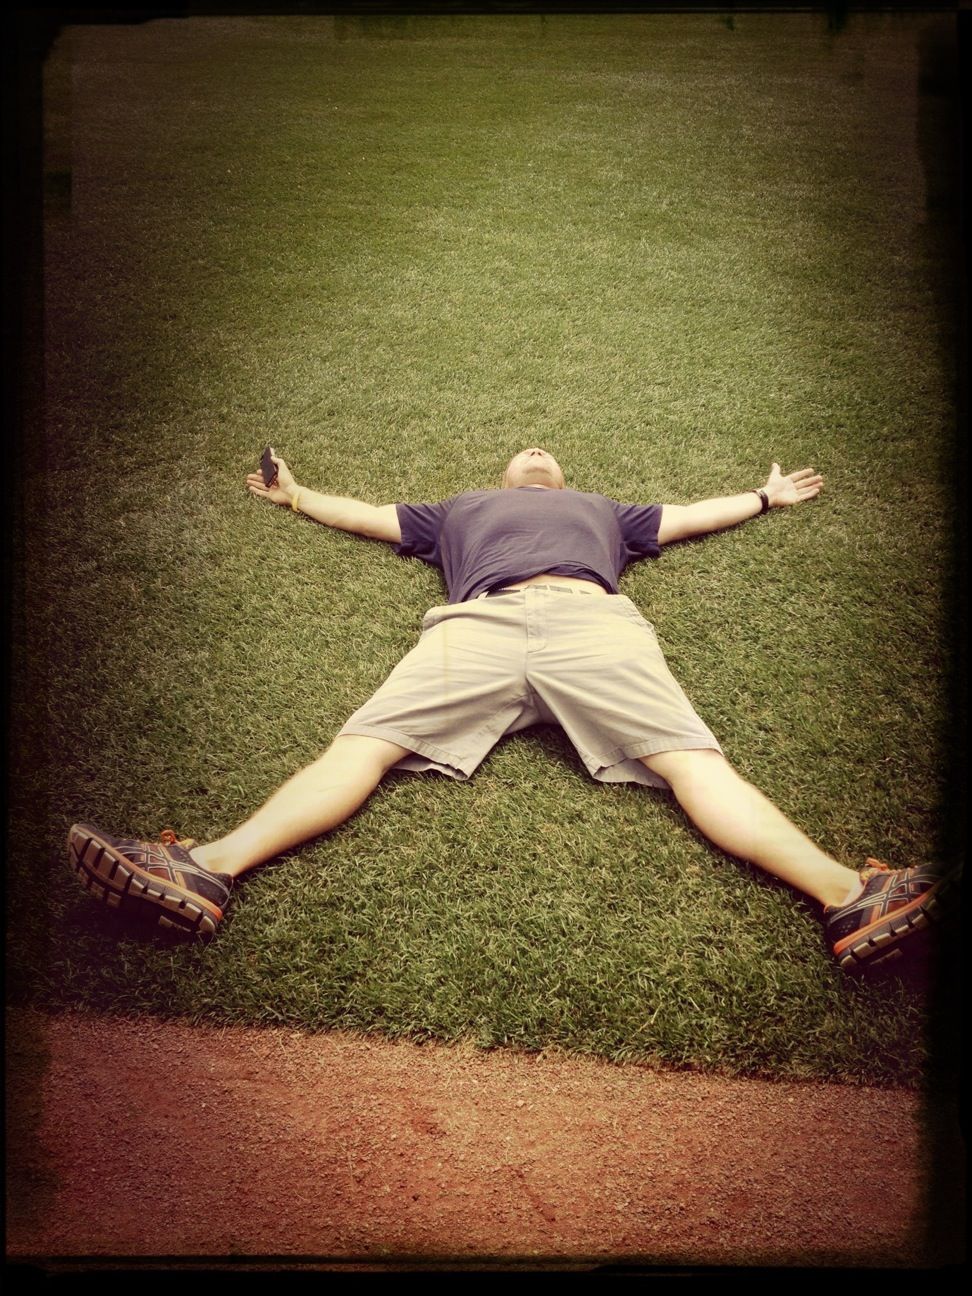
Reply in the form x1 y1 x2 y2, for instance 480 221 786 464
190 735 410 879
640 748 862 908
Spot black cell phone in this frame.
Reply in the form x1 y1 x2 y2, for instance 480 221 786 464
260 445 278 488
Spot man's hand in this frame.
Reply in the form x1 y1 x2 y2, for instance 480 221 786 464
763 462 823 508
658 462 824 544
246 448 297 507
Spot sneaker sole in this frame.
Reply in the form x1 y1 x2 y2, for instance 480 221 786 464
834 875 950 973
68 823 224 937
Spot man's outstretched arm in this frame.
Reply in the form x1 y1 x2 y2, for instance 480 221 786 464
245 450 402 543
657 462 822 546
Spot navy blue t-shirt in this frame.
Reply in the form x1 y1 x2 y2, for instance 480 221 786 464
395 487 663 604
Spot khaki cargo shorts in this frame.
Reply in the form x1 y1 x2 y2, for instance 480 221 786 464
338 585 722 789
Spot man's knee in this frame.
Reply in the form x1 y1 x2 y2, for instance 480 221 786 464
327 733 412 776
640 747 730 790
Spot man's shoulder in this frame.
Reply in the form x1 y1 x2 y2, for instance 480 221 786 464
558 488 625 510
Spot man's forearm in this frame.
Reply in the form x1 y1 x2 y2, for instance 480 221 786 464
658 491 765 544
682 491 765 535
291 486 371 530
290 486 402 543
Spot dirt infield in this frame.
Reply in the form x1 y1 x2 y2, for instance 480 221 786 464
5 1008 964 1272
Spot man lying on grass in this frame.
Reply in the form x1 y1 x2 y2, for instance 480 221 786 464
69 447 951 972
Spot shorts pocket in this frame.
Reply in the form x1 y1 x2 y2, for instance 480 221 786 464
618 601 655 633
421 604 450 631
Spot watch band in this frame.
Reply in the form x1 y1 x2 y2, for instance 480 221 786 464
751 488 769 515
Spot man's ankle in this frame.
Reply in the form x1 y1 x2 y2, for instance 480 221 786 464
828 875 866 910
188 842 236 877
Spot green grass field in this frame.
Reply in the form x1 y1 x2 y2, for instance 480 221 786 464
10 10 959 1086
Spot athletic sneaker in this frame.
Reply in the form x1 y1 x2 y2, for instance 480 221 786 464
825 859 953 973
68 822 233 937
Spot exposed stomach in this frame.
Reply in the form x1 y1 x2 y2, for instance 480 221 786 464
512 572 609 595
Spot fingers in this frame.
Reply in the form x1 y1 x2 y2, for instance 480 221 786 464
768 464 823 507
786 468 824 494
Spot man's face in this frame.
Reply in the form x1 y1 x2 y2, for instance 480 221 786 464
502 447 566 490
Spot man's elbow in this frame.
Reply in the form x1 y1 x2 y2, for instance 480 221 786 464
359 503 402 544
656 504 695 546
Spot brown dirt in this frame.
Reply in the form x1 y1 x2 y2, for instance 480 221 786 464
5 1007 964 1272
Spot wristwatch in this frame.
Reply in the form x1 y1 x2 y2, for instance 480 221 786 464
751 488 769 514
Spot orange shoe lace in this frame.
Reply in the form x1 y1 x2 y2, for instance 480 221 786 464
159 828 196 848
861 857 891 881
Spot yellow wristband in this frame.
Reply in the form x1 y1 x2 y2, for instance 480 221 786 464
291 487 301 513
